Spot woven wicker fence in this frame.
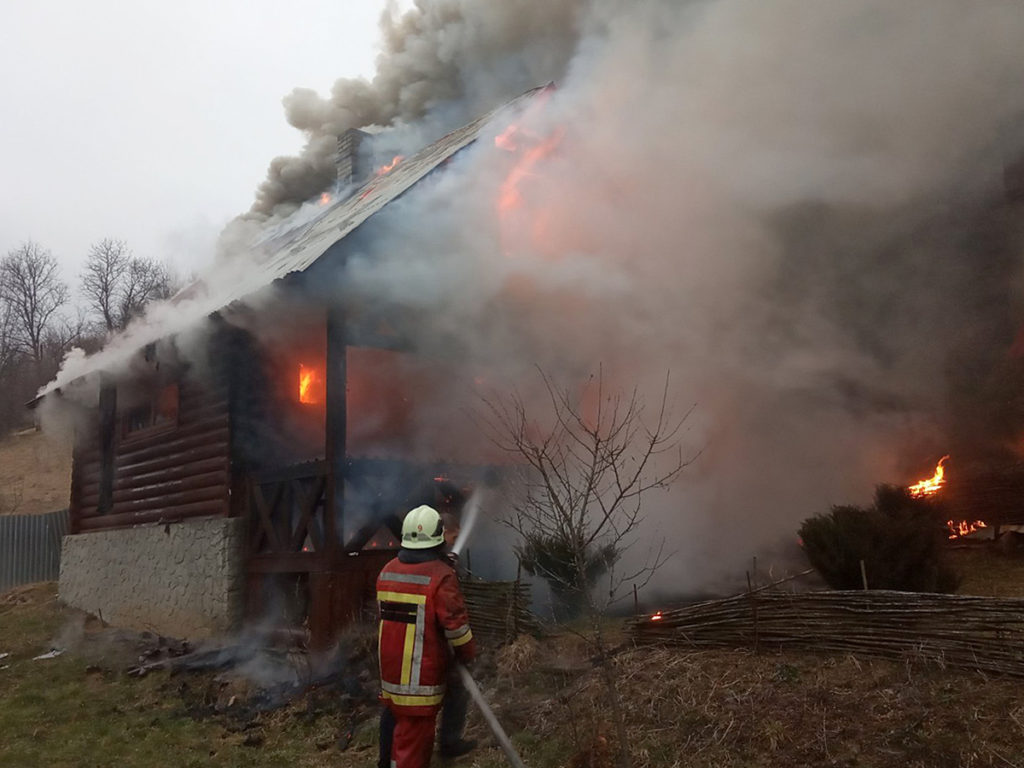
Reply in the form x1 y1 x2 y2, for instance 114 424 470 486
630 590 1024 677
463 579 538 644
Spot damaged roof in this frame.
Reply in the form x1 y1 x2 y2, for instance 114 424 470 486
38 85 549 398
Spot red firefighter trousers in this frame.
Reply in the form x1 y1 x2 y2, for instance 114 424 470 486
390 710 436 768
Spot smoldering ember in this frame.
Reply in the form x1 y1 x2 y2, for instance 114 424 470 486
7 2 1024 767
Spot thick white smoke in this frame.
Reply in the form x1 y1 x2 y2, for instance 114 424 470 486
327 0 1024 593
43 0 1024 599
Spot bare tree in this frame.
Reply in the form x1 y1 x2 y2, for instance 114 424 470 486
0 242 69 365
481 367 696 768
0 300 18 381
118 256 175 326
81 238 129 332
81 238 176 333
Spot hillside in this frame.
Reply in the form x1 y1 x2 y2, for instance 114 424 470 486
0 428 71 515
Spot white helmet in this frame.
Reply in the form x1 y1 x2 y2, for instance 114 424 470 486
401 505 445 549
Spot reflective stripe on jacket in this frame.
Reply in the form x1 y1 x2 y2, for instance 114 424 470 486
377 553 477 716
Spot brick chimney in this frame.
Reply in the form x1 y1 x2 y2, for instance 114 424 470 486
337 128 371 186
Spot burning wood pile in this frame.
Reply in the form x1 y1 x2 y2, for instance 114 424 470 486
630 590 1024 677
907 455 990 539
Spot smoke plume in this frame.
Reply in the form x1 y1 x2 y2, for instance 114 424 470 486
44 0 1024 597
249 0 586 218
312 0 1024 590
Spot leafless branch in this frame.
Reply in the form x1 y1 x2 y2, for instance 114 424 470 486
0 241 69 364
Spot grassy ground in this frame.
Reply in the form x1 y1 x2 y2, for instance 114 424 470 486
5 546 1024 768
0 584 382 768
0 428 71 515
951 545 1024 597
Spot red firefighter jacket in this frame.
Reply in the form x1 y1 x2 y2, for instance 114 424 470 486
377 552 476 716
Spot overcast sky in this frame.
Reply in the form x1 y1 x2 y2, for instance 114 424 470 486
0 1 395 285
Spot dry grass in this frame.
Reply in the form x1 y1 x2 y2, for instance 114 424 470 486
476 640 1024 768
495 634 541 677
7 543 1024 767
953 546 1024 597
0 428 70 515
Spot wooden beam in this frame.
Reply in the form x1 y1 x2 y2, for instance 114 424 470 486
76 500 226 530
250 460 329 485
98 378 117 515
69 442 84 535
325 304 347 557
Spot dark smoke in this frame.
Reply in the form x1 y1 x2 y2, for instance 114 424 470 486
248 0 587 218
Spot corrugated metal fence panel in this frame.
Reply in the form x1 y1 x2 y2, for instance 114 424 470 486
0 509 69 592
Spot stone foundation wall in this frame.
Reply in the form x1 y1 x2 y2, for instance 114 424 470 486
59 517 244 639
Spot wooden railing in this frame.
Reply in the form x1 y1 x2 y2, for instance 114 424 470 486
247 461 331 570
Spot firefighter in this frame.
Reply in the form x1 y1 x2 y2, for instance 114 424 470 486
377 505 477 768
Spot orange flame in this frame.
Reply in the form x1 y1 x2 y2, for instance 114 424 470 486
318 192 331 206
494 125 519 152
650 611 663 622
497 128 564 214
947 519 987 540
376 155 404 176
908 455 950 498
298 363 322 405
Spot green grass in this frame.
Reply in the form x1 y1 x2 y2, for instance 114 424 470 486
0 585 381 768
0 584 511 768
9 558 1024 768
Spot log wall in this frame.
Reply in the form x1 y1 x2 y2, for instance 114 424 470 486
71 378 230 533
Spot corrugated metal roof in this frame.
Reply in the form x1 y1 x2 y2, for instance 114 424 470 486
39 86 548 398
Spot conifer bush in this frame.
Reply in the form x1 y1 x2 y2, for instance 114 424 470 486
799 485 961 593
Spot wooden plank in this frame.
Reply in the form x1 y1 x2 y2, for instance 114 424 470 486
224 323 249 520
178 402 229 426
109 470 228 505
115 441 229 478
179 385 228 404
178 390 227 408
308 572 336 651
290 475 327 552
76 460 102 479
250 482 286 552
110 484 225 515
116 424 228 466
77 500 226 530
82 453 227 497
76 447 101 463
113 416 227 456
110 455 227 493
69 444 84 535
98 380 117 515
250 460 329 485
325 304 345 556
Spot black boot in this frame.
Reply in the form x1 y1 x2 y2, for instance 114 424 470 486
439 738 478 759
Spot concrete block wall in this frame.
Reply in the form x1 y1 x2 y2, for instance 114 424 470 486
59 517 244 639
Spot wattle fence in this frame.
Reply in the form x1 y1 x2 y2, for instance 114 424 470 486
0 509 68 592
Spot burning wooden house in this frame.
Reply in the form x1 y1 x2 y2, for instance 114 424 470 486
38 87 552 647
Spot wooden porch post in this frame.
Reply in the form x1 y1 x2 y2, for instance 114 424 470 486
324 303 347 555
97 376 117 516
313 303 348 649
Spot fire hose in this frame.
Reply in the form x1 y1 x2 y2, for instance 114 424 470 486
456 663 528 768
451 491 529 768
